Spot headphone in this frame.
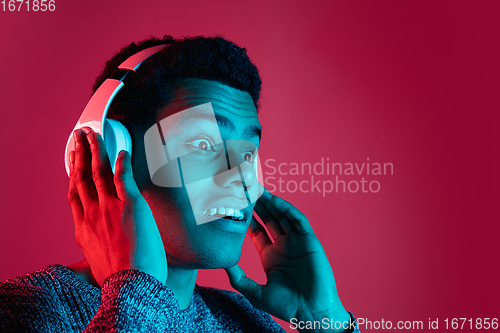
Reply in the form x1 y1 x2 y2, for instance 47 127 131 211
64 44 168 176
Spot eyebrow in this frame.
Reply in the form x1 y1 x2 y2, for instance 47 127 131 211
178 109 216 124
216 115 261 141
178 109 262 140
244 125 262 141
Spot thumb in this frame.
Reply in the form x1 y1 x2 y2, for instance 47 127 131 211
225 264 263 307
114 150 142 201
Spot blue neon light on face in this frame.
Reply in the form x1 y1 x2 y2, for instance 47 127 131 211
144 102 263 226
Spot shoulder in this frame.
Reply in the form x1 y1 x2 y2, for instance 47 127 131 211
1 264 99 304
0 265 68 330
195 285 285 332
1 265 61 298
0 264 99 331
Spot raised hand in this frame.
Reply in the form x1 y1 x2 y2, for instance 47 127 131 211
67 128 167 286
225 188 352 332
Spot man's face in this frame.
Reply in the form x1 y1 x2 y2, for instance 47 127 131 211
132 78 262 269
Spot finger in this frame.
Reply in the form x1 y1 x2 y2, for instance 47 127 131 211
256 186 289 235
282 203 314 235
86 130 117 200
263 196 297 234
254 200 286 239
247 216 273 254
114 150 142 201
265 194 314 235
69 150 75 175
225 264 263 307
72 129 98 205
259 187 295 231
67 151 84 223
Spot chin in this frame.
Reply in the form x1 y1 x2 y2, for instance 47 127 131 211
196 243 243 270
159 208 249 269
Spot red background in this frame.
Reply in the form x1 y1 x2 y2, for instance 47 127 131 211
1 1 499 332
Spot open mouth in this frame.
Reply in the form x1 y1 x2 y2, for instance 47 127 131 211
202 207 245 221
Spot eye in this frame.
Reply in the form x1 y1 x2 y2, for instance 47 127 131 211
187 138 216 151
242 151 255 163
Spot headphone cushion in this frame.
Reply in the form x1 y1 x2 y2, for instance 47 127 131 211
104 119 132 173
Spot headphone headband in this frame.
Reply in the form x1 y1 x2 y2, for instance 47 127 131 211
118 44 168 71
64 44 169 176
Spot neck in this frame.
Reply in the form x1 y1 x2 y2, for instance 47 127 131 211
165 265 198 310
68 259 198 310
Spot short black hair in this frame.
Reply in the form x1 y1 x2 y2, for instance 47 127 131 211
93 35 262 134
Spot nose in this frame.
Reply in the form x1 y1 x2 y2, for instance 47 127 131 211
213 149 258 196
213 153 245 189
238 159 256 188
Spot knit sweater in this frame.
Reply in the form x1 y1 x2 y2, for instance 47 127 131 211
0 265 360 332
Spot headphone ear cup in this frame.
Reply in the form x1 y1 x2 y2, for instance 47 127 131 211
103 119 132 174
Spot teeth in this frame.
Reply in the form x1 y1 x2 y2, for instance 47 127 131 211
203 207 244 220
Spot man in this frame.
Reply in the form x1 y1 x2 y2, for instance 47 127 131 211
0 36 359 332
